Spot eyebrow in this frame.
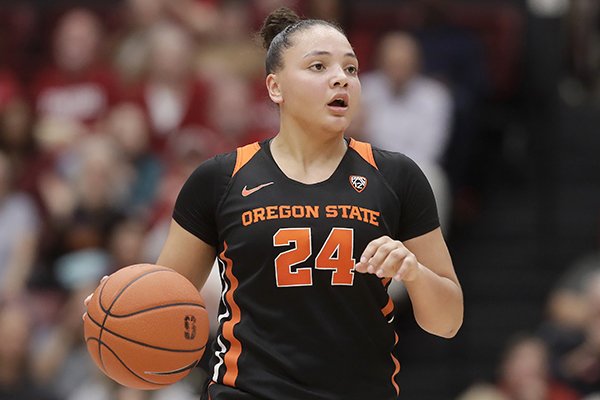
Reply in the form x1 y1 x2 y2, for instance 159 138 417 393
303 50 358 60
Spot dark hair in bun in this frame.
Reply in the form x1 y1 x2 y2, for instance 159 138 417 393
259 7 345 74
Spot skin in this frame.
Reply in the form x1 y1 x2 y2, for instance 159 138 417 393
84 24 463 339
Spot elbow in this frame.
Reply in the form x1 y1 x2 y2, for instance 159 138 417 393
438 323 462 339
431 319 463 339
419 311 463 339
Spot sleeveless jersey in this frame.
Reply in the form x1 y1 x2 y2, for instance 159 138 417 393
173 138 439 400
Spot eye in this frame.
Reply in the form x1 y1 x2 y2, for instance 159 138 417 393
346 65 359 75
309 63 325 71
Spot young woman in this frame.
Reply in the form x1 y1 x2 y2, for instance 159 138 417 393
87 7 463 400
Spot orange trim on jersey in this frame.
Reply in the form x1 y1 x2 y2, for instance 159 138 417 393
349 138 378 170
232 142 261 177
381 277 392 289
381 296 394 318
220 242 242 387
391 332 401 396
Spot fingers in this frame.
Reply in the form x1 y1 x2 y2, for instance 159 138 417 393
371 245 409 278
392 253 419 282
356 236 418 281
355 236 391 273
82 275 109 322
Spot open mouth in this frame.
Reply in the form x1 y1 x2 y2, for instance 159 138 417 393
328 98 348 108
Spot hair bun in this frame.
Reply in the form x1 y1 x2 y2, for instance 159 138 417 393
260 7 301 50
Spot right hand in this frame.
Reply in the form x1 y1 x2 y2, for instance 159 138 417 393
82 275 109 322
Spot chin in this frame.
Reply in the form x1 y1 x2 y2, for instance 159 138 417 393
327 117 352 134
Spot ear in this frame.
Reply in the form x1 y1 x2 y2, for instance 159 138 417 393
266 74 283 104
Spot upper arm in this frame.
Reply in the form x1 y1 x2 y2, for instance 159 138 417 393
403 227 459 287
156 219 216 289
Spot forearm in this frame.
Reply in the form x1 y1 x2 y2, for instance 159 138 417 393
404 263 463 338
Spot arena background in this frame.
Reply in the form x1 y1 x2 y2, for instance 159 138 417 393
0 0 598 399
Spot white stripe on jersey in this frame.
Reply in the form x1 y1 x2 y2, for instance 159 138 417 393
212 335 228 381
217 257 230 323
213 257 230 381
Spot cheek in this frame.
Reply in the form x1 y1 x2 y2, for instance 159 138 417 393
283 76 321 106
352 81 362 105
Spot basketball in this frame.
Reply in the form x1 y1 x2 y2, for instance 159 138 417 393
83 264 209 390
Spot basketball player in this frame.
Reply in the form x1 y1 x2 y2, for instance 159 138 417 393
87 7 463 400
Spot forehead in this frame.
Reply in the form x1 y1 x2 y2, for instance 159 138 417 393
288 24 354 57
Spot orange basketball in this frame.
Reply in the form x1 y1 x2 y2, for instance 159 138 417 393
83 264 209 390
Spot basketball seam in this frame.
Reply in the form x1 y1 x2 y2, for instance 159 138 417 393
97 268 177 371
87 307 207 353
143 359 200 376
86 337 174 387
103 302 206 318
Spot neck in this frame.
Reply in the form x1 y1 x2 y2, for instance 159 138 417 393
273 125 346 165
270 123 348 184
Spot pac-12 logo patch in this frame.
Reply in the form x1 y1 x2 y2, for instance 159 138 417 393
349 175 367 193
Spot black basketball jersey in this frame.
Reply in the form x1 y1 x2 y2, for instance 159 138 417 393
173 138 439 400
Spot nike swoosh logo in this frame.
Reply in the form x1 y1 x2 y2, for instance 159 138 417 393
242 181 274 197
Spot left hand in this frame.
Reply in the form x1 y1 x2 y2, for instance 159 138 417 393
355 236 421 282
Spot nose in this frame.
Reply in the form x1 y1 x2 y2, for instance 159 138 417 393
330 65 349 88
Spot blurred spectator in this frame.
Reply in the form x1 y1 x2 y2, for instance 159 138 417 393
30 8 120 127
108 216 152 271
112 0 169 88
359 31 453 231
195 0 264 82
127 22 212 154
36 135 128 288
539 249 600 395
145 131 217 249
30 280 102 399
456 383 508 400
101 102 163 215
0 301 56 400
561 0 600 105
163 0 220 38
0 70 48 196
545 250 600 334
0 151 40 301
497 334 579 400
304 0 348 26
546 272 600 395
207 73 271 147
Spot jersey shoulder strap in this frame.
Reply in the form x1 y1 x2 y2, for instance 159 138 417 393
349 138 378 170
232 142 261 177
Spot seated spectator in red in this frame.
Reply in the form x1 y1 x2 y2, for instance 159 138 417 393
497 335 580 400
126 22 212 154
30 8 120 127
0 69 45 194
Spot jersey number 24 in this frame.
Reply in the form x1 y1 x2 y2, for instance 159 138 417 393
273 227 355 287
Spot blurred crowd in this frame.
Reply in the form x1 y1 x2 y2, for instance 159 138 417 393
0 0 599 399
